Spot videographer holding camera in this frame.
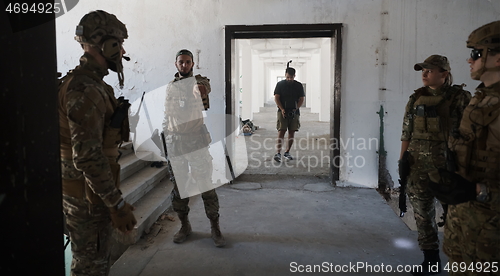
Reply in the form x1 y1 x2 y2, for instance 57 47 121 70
273 62 305 163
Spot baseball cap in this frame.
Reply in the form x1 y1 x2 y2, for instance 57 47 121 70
176 49 193 59
414 55 450 71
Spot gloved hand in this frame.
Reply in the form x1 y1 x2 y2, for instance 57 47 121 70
428 169 476 205
197 84 207 97
110 201 137 233
193 84 207 99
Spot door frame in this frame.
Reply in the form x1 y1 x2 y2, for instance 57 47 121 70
224 24 343 183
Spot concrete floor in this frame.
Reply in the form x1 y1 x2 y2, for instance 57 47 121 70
110 175 448 276
109 103 449 276
240 104 331 176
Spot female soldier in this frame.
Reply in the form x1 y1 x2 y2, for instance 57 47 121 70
399 55 471 276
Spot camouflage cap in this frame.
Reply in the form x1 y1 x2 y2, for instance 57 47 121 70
414 55 450 71
75 10 128 46
176 49 193 59
467 20 500 50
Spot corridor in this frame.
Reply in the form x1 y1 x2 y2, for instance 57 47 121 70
110 105 448 276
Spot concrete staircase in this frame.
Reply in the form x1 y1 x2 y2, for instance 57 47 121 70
116 142 172 243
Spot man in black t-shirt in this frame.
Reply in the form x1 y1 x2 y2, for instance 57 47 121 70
273 67 305 162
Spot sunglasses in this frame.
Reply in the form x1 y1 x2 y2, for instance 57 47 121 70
470 48 484 61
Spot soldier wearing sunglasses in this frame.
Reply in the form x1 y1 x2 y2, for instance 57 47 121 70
443 20 500 275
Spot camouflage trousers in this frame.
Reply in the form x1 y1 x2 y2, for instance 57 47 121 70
167 157 219 220
171 183 220 220
63 195 112 276
407 141 447 251
407 176 441 251
443 180 500 276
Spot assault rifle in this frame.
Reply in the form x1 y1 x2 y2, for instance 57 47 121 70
398 151 410 217
436 148 456 226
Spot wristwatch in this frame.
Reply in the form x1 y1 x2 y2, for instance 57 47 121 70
476 183 489 202
116 199 126 210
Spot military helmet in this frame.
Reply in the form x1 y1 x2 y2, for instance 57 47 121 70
75 10 128 46
466 20 500 51
75 10 129 89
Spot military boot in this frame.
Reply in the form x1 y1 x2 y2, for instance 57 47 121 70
173 213 192 243
209 217 226 247
411 250 442 276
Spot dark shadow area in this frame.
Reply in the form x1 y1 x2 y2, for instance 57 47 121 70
0 7 64 275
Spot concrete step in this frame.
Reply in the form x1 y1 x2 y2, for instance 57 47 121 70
260 105 277 112
263 100 275 107
130 178 173 242
120 164 169 206
110 150 171 262
118 151 152 181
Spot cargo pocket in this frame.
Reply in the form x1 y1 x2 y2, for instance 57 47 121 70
414 116 427 132
427 117 440 133
475 215 500 262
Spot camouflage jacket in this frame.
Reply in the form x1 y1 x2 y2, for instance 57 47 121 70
58 53 122 208
464 82 500 153
450 81 500 183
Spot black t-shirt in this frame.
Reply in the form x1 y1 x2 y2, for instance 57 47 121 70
274 80 305 114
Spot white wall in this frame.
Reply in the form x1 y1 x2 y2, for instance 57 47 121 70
319 39 331 122
237 41 269 121
268 69 283 100
306 50 321 114
251 52 265 114
241 42 253 121
56 0 500 188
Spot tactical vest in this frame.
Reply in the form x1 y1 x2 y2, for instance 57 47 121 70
451 90 500 182
59 68 129 203
410 86 458 141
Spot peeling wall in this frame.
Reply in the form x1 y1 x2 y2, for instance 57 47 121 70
55 0 500 188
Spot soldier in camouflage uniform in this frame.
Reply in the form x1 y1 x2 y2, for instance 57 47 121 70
164 49 226 247
400 55 471 276
443 21 500 276
59 10 136 276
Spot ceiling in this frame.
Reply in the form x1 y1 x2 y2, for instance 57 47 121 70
238 38 330 68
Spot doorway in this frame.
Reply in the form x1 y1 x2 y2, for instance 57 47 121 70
225 24 343 183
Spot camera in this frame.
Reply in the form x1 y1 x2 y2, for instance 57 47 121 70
284 109 295 119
